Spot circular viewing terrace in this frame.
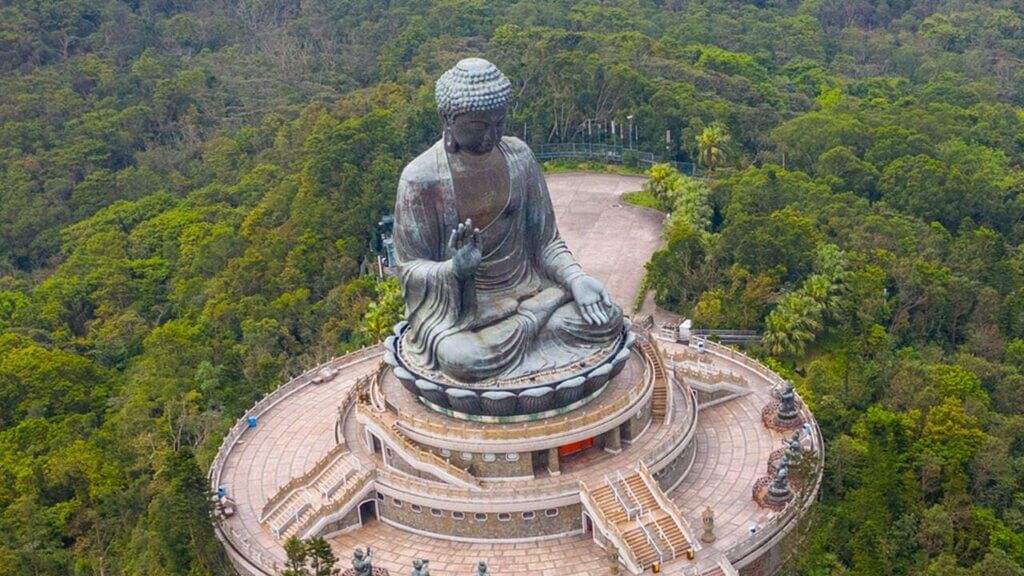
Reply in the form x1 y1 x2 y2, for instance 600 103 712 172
209 173 823 576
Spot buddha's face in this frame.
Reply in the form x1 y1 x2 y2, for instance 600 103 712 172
448 109 506 155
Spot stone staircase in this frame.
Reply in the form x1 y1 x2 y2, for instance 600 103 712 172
640 338 670 422
580 466 694 572
260 453 363 538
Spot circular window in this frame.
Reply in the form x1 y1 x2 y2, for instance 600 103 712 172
440 448 452 458
482 453 496 463
506 453 520 462
460 452 473 461
474 512 488 522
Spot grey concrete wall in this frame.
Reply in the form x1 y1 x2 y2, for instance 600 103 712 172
622 398 652 442
653 441 696 493
378 497 583 540
421 444 534 479
320 505 362 536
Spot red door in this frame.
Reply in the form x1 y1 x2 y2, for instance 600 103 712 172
558 437 594 457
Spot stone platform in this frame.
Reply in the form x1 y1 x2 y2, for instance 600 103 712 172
209 173 823 576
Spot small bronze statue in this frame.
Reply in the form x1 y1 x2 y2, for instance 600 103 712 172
787 430 802 459
768 454 792 502
411 558 430 576
352 547 373 576
778 381 799 421
474 561 491 576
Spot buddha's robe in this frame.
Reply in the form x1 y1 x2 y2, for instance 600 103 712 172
393 136 622 384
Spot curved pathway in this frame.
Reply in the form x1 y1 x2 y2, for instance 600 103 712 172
217 353 382 567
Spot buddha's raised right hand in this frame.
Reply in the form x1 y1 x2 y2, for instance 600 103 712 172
449 218 481 280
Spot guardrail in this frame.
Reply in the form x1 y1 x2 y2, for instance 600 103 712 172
356 402 480 489
723 409 823 567
638 461 697 549
673 364 746 389
684 340 825 568
376 466 576 505
533 143 697 176
296 468 376 539
690 338 788 390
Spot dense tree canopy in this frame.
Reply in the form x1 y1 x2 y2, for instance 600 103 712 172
3 0 1024 575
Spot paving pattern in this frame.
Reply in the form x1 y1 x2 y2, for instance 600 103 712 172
217 353 383 566
666 341 785 556
332 519 613 576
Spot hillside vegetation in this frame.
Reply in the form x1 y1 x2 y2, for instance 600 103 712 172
2 1 1024 575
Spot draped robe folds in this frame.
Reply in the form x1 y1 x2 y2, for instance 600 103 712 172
393 136 623 385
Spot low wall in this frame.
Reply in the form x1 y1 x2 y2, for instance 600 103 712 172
379 495 584 542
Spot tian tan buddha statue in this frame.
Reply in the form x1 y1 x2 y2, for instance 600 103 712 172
392 58 624 389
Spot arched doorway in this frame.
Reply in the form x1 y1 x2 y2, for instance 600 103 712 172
582 512 594 535
358 499 378 526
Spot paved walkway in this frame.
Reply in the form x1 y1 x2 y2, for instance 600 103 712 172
662 340 792 574
332 519 612 576
218 353 383 566
547 172 658 310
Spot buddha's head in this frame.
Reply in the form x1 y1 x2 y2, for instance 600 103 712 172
436 58 512 155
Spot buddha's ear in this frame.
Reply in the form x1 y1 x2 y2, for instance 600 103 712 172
443 123 459 154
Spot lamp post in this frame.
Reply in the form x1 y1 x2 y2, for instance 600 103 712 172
627 114 635 150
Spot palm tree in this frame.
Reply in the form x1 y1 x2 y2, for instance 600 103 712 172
763 294 823 357
696 123 730 172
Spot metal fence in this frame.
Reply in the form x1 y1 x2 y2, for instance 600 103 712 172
532 143 697 176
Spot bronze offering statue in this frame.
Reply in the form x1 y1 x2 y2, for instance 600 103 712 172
352 547 373 576
411 559 429 576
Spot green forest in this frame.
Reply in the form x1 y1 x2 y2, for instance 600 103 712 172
2 0 1024 575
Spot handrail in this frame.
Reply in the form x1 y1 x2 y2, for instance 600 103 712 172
649 510 676 560
356 402 480 489
616 470 643 519
605 473 637 519
390 348 653 443
637 460 697 548
578 481 644 575
377 466 574 503
295 468 375 539
260 439 353 521
639 521 666 565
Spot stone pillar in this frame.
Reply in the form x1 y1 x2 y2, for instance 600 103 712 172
604 427 622 454
547 447 561 476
